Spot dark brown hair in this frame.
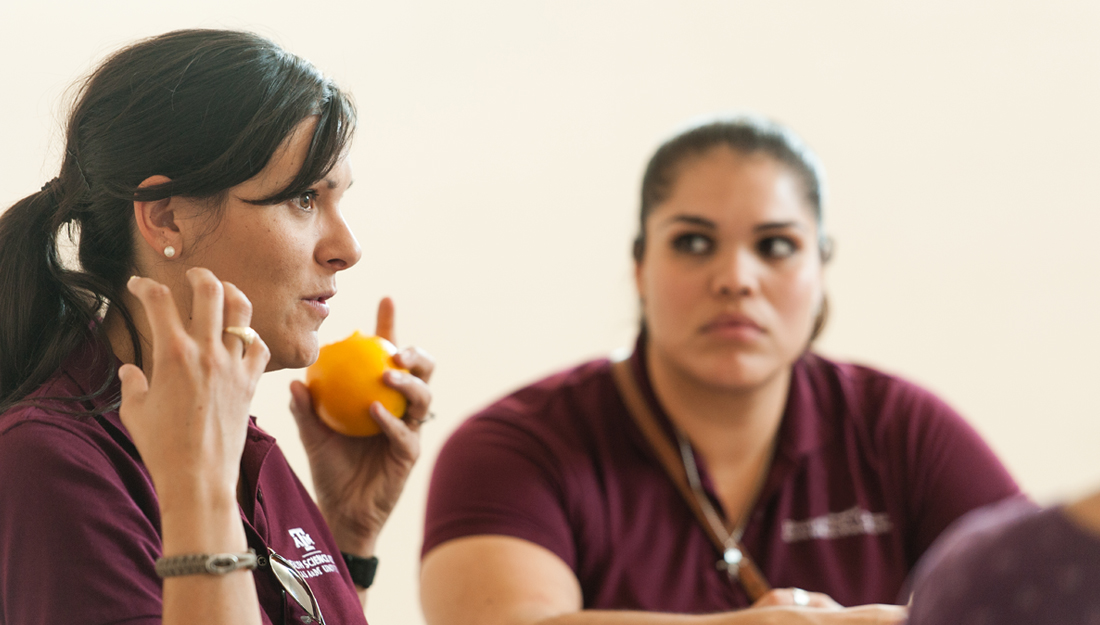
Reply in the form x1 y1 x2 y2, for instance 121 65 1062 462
0 29 356 412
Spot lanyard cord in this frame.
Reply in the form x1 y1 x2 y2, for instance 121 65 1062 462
609 355 774 600
675 429 776 577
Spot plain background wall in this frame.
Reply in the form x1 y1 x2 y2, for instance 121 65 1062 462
3 1 1100 622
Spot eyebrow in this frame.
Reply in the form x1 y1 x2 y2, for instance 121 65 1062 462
754 221 805 232
659 215 806 232
660 214 717 229
321 177 354 190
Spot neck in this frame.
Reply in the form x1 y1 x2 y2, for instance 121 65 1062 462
645 343 790 470
103 296 153 376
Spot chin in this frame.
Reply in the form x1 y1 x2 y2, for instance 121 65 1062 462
693 353 786 391
267 336 321 371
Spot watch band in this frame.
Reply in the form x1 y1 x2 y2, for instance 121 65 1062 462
341 552 379 588
155 549 259 578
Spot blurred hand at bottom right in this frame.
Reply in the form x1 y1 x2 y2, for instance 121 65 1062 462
749 588 906 624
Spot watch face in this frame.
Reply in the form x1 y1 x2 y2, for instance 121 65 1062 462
342 553 379 588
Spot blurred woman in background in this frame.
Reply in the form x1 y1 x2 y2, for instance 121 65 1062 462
419 116 1021 625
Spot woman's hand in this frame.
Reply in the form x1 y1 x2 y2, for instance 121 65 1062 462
752 588 841 609
746 590 905 625
118 270 269 517
289 297 434 556
740 604 907 625
117 271 269 625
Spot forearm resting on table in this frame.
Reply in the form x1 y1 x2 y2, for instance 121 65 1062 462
537 608 902 625
420 536 904 625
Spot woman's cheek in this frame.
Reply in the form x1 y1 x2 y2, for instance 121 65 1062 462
777 266 823 340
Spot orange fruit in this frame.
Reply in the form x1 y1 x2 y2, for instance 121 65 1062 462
305 331 409 437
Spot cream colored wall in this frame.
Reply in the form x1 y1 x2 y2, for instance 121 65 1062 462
3 1 1100 622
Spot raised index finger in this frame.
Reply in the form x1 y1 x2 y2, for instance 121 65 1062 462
375 297 396 343
126 275 186 353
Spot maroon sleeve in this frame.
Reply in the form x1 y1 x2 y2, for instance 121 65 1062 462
876 376 1022 564
422 412 578 569
0 420 163 625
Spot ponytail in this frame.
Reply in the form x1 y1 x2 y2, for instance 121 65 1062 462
0 182 98 410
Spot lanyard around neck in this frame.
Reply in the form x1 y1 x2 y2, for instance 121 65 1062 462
609 355 773 602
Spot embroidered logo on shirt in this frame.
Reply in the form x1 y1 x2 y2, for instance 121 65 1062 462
289 527 316 551
781 506 893 543
284 528 338 579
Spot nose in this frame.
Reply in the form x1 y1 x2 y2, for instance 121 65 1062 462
316 210 362 271
711 246 758 298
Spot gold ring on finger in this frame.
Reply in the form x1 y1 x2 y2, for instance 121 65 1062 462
224 326 258 347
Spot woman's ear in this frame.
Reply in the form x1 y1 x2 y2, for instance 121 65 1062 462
632 236 648 304
819 235 834 263
633 259 647 305
132 175 182 259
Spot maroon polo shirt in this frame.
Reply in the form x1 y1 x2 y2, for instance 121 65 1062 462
0 337 367 625
423 338 1021 611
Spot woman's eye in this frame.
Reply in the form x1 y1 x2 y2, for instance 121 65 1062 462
757 236 797 259
672 233 713 255
294 191 317 211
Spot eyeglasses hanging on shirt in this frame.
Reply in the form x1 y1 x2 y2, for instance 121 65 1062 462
267 549 328 625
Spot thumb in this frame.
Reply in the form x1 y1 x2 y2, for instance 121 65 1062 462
289 380 333 444
118 363 149 402
117 364 148 427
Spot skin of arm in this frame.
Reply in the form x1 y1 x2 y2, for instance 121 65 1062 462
118 271 269 625
158 494 260 624
420 536 906 625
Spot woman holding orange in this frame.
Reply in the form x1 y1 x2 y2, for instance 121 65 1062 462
0 30 432 625
420 117 1020 624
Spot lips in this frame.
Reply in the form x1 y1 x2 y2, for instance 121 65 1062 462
304 289 336 303
701 312 765 338
302 290 336 318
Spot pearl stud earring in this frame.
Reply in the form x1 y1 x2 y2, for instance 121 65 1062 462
163 246 176 258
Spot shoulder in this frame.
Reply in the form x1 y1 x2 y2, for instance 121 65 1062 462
0 408 140 508
797 352 969 436
800 353 949 411
449 357 619 447
907 498 1082 621
478 357 616 419
1 404 107 464
1 359 120 451
1 363 144 505
424 358 621 563
429 356 626 514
